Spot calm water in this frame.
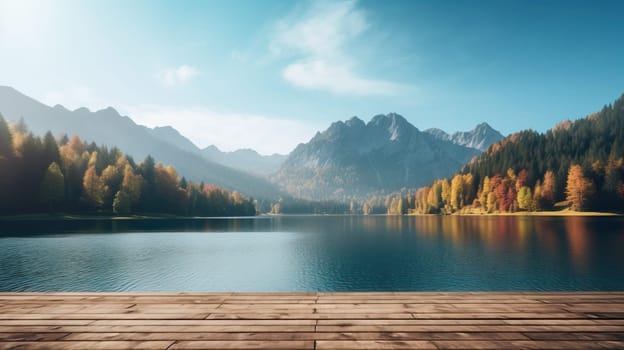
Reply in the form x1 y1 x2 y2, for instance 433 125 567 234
0 215 623 292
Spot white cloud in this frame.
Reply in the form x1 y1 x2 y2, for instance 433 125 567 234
156 65 200 86
123 104 320 155
270 0 401 96
283 59 400 95
40 85 107 111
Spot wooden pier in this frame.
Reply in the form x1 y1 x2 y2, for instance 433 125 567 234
0 292 623 349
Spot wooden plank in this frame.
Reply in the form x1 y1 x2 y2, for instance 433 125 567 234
565 304 624 312
0 313 210 320
319 318 624 325
169 340 314 349
410 312 589 319
524 332 624 341
90 319 316 326
431 340 624 349
0 320 94 326
0 325 316 333
316 299 546 304
316 340 437 349
0 292 622 349
316 324 624 332
206 313 415 320
0 341 174 349
63 332 323 341
0 332 70 341
61 331 532 341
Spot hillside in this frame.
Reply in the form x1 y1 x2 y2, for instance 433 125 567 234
409 93 624 214
0 114 255 216
0 86 281 199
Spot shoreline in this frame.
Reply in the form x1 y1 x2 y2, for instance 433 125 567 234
454 211 621 217
0 214 260 221
1 211 622 221
408 209 623 217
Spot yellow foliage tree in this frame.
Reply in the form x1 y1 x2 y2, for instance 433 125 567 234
82 165 107 207
517 186 532 211
121 165 142 205
450 174 464 210
565 165 595 211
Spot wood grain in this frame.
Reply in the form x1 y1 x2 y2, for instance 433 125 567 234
0 292 622 349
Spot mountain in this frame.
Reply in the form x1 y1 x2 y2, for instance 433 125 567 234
147 126 200 155
0 86 281 199
201 146 286 177
272 113 481 200
425 122 504 151
146 122 286 176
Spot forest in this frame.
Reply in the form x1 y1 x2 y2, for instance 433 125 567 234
402 94 624 214
0 114 256 217
269 94 624 216
3 92 622 217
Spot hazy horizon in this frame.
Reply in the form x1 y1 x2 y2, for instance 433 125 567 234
1 0 623 154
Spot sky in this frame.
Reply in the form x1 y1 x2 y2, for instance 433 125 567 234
1 0 623 155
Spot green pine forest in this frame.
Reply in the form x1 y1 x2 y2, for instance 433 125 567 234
0 114 256 217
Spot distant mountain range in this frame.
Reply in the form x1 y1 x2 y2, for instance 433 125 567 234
425 122 503 151
201 146 286 177
272 114 502 200
146 123 285 176
0 86 503 202
0 86 281 199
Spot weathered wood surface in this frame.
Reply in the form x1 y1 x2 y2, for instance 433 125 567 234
0 292 622 349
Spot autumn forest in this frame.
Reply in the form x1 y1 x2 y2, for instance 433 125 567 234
0 115 256 216
1 92 624 217
380 94 624 215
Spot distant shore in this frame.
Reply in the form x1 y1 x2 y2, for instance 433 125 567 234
459 211 621 217
409 209 622 217
0 213 259 221
1 210 622 221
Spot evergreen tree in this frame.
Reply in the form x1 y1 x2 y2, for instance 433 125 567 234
39 162 65 211
42 131 60 165
112 190 131 215
0 113 12 158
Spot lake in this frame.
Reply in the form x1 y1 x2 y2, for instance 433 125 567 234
0 215 623 292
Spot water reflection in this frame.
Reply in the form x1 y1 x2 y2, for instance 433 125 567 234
408 216 617 272
0 215 623 291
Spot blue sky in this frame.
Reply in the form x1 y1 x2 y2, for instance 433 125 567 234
1 0 623 154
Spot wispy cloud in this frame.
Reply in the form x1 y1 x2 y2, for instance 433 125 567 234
283 59 400 95
270 0 401 96
156 65 200 86
123 105 320 155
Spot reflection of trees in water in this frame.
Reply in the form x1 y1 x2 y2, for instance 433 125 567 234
384 215 404 233
414 216 524 248
564 216 590 271
411 215 601 272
